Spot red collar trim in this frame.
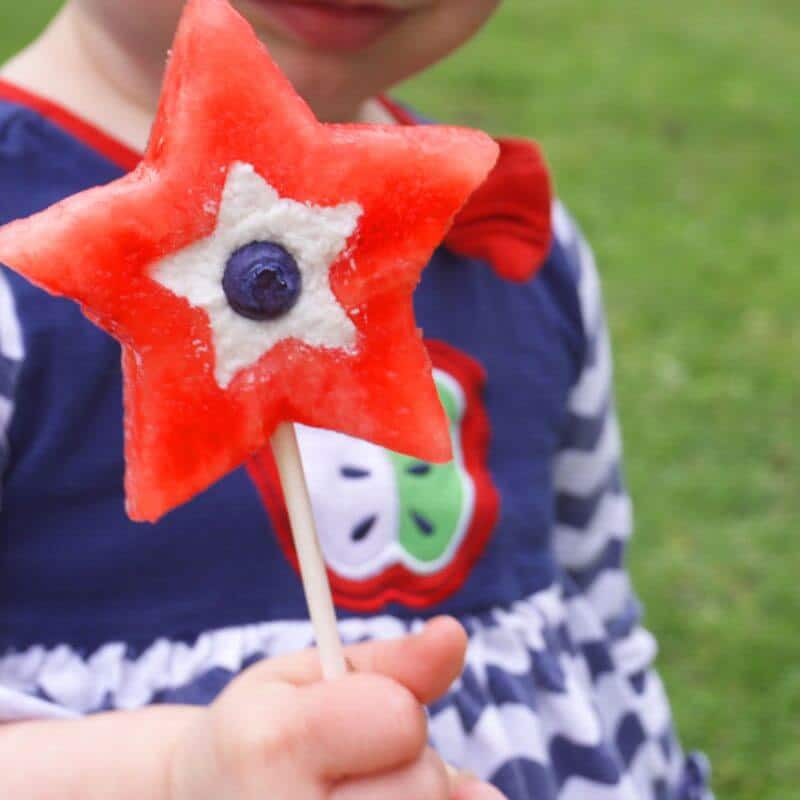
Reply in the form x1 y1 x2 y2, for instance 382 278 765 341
378 95 419 126
0 78 141 171
379 96 553 282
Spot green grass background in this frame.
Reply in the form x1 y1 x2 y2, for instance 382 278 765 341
2 2 798 796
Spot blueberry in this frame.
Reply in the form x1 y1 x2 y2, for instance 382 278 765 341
222 241 301 321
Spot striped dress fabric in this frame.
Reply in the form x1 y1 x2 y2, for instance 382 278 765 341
0 88 712 799
0 275 22 512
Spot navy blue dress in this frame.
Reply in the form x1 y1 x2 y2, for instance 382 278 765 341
0 82 710 800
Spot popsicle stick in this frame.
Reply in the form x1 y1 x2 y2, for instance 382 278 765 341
271 423 462 779
270 421 347 680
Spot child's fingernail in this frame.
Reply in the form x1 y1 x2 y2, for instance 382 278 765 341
457 769 479 781
424 615 456 635
444 761 460 779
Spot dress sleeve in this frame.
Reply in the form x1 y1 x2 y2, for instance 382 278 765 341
0 274 67 722
0 270 23 511
551 203 657 673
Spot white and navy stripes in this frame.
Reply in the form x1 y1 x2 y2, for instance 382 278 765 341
0 271 22 510
0 583 710 799
548 205 712 798
552 202 643 648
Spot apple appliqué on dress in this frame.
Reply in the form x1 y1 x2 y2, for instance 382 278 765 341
297 370 470 577
250 341 500 610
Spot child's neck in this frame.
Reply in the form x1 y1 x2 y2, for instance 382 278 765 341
1 5 158 152
1 4 389 154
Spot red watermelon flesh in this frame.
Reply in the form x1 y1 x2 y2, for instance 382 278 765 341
0 0 499 522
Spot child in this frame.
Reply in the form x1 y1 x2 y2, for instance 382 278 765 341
0 1 712 798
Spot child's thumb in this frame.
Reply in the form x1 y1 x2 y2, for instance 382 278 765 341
239 615 468 704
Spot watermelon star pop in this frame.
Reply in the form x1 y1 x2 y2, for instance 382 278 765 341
0 0 498 523
0 0 498 676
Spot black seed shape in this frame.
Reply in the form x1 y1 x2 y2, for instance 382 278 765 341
406 462 432 476
351 515 377 542
410 510 435 536
341 466 371 479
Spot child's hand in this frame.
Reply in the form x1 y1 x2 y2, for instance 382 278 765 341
169 617 504 800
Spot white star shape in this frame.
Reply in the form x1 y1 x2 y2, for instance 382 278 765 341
150 162 362 388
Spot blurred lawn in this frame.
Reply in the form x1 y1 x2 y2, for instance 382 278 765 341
3 1 799 797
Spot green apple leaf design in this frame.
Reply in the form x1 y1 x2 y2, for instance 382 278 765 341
388 375 470 564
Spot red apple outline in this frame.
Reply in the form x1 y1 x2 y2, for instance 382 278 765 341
247 339 500 611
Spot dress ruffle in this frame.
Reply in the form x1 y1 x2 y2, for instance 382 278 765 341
0 583 711 800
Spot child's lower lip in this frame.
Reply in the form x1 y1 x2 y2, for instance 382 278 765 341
251 1 409 52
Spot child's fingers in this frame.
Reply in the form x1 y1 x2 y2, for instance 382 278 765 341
345 616 467 702
242 616 467 703
297 673 428 779
330 747 449 800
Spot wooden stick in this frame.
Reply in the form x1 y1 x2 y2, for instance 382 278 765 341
271 422 462 780
270 421 347 680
